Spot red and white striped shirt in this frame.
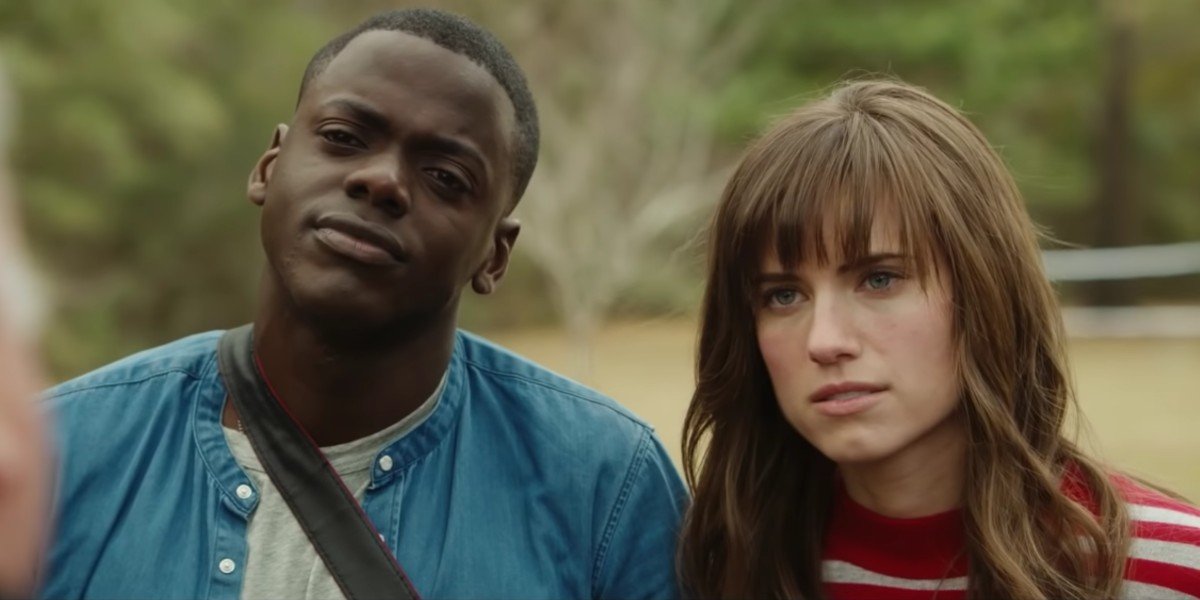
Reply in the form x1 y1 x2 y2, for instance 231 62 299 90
823 474 1200 599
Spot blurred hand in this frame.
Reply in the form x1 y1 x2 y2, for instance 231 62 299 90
0 325 48 597
0 59 50 598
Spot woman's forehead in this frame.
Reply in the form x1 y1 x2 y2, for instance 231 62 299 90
750 209 949 291
759 209 907 267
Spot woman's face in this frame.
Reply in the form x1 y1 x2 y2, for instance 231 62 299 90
755 218 963 468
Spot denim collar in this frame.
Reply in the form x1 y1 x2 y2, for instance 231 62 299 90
192 330 469 509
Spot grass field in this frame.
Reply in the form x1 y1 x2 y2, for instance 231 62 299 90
486 319 1200 501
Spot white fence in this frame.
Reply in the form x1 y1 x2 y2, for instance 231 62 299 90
1043 242 1200 281
1043 242 1200 338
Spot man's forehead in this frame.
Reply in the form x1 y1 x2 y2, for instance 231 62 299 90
301 30 516 167
307 30 511 120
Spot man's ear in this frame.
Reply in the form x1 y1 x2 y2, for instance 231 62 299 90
247 124 289 206
471 217 520 295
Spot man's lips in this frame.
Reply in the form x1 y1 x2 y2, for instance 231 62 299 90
312 213 408 266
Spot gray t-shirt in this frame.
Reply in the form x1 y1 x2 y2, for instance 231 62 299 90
224 380 443 600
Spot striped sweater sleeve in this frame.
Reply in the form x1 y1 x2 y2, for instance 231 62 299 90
821 475 1200 599
1117 476 1200 599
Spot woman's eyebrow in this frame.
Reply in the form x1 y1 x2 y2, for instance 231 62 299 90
754 253 909 284
837 252 908 274
755 272 799 285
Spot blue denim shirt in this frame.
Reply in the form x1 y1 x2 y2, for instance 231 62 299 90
41 330 687 599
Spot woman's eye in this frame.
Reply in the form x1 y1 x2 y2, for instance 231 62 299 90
863 271 899 291
767 289 800 307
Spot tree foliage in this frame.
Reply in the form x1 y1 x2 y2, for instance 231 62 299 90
1 0 1196 378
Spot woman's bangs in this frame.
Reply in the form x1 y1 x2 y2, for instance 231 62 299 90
742 119 938 283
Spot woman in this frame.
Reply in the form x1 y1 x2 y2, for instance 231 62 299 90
678 79 1200 599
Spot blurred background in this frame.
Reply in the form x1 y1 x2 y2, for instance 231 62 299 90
1 0 1197 495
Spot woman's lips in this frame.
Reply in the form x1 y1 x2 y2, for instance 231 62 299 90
809 382 888 417
812 390 883 417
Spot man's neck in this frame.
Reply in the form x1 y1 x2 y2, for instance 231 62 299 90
244 304 457 447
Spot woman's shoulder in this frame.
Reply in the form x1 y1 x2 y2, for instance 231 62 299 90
1061 465 1200 522
1113 474 1200 543
1111 474 1200 597
1111 475 1200 516
1060 466 1200 595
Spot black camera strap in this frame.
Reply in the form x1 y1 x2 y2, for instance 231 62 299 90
217 325 419 600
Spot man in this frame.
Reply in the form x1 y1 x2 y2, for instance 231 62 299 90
0 58 50 600
41 9 686 599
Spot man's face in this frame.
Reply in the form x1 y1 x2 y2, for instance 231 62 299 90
249 30 519 331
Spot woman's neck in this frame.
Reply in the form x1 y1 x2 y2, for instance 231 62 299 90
839 412 967 518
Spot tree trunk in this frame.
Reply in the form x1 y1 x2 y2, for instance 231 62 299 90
1091 0 1137 305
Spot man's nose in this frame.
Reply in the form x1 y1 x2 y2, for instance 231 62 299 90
807 296 860 365
344 155 411 217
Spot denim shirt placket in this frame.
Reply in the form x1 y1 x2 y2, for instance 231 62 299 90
193 353 259 599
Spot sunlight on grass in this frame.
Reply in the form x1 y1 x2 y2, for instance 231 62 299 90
486 319 1200 501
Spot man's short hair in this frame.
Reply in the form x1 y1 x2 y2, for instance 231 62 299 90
298 8 540 204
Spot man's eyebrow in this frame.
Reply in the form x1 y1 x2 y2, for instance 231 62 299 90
837 252 908 274
416 135 489 178
319 97 490 180
320 98 392 134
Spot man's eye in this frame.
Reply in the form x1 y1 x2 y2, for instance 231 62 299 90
320 130 363 148
426 168 469 193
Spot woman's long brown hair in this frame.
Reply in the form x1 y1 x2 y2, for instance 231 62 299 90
679 79 1130 599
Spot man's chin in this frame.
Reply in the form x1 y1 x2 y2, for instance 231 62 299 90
264 264 458 336
288 284 455 339
293 289 403 327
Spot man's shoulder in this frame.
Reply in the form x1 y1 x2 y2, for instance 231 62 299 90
454 330 652 434
453 332 687 600
45 330 223 404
